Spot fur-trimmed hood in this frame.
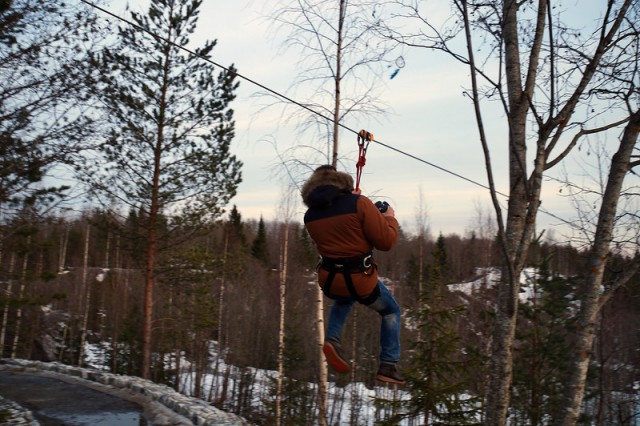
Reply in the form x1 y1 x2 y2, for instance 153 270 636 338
301 166 354 208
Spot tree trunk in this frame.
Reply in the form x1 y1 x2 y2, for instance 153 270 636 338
78 224 91 366
209 230 229 403
330 0 345 167
175 349 181 392
142 26 172 380
348 309 359 425
317 1 347 414
58 225 69 273
0 252 16 354
484 0 546 423
193 338 203 399
276 222 289 426
58 325 68 363
317 1 346 422
316 285 328 425
141 118 164 379
556 109 640 425
11 236 31 358
219 231 228 352
103 231 111 269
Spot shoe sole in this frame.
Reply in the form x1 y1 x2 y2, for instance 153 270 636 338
375 374 406 385
322 342 350 374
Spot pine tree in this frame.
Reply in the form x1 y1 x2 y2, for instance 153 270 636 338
81 0 242 379
0 1 101 217
296 226 317 269
390 234 482 425
228 205 246 246
266 330 316 425
251 217 270 265
511 258 577 424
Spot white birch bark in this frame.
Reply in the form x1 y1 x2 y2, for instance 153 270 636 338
11 236 31 358
316 284 328 426
77 224 91 366
317 1 345 415
58 225 69 273
275 221 289 426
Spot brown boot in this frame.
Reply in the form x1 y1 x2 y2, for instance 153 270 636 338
375 362 406 384
322 338 350 374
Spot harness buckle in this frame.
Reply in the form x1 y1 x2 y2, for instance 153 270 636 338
362 254 372 269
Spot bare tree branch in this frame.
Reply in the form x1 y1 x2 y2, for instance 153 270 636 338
546 117 631 169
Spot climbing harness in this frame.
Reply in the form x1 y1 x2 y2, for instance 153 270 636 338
312 129 381 305
355 129 374 192
318 252 380 305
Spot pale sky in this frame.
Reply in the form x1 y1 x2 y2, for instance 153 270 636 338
101 0 637 243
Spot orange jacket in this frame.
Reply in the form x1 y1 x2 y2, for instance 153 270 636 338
302 168 398 299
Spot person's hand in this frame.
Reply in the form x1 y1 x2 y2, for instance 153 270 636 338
352 188 361 195
382 205 395 218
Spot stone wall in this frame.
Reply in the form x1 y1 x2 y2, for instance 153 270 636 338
0 394 39 425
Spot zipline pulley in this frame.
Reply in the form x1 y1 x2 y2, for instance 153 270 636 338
355 129 374 192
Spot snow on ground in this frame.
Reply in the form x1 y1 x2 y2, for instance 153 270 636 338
79 268 510 424
448 266 542 303
178 341 420 425
84 340 421 425
81 267 577 425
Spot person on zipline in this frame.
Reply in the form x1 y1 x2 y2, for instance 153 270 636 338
301 164 405 385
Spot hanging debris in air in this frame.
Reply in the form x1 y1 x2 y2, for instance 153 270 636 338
389 56 405 79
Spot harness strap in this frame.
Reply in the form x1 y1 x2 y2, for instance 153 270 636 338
324 268 337 296
320 253 379 305
355 130 373 192
342 271 380 305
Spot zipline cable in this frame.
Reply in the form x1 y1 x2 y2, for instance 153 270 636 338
79 0 575 229
78 1 348 136
78 0 496 193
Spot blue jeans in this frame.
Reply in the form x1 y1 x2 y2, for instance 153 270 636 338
325 280 401 364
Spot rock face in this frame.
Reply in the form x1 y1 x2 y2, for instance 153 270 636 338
30 306 68 362
0 359 252 426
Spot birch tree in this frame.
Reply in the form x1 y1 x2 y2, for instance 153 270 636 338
375 0 638 423
556 109 640 425
81 0 242 379
275 186 297 425
267 0 394 171
10 235 30 358
266 2 395 422
77 223 91 366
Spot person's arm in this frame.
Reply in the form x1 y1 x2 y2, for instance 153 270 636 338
358 197 398 251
